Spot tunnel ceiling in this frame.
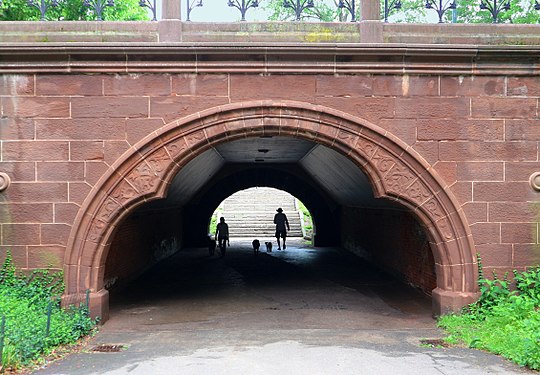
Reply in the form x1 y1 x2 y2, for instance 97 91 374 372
164 136 391 208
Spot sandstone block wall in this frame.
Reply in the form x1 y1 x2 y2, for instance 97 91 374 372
0 70 539 283
341 207 437 295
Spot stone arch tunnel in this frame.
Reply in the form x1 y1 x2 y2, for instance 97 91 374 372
106 133 439 303
63 102 477 321
3 26 540 324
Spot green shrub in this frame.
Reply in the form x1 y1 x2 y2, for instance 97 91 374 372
0 252 96 370
470 272 512 317
296 199 313 238
513 266 540 303
439 263 540 370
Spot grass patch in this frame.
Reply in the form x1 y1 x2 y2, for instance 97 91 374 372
0 252 97 372
438 258 540 370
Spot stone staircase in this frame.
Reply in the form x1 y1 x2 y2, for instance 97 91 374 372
219 187 303 238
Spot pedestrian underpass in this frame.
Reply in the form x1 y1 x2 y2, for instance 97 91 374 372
106 238 434 330
64 104 477 320
103 137 438 324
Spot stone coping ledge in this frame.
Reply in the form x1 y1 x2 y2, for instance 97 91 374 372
2 42 540 51
0 42 539 75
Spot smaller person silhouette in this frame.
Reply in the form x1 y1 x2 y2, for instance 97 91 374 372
215 217 229 256
273 208 290 250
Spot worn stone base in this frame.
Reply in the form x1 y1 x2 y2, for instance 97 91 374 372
89 289 110 322
62 289 109 323
432 288 480 317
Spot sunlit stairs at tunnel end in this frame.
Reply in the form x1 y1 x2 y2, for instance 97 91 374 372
218 187 304 239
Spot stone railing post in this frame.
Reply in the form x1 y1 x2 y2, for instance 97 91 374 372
360 0 383 43
159 0 182 42
361 0 381 20
162 0 181 19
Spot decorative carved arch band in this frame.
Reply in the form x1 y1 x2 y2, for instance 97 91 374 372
64 100 479 320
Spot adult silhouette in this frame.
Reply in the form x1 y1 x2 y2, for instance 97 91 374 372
215 217 229 256
273 208 290 250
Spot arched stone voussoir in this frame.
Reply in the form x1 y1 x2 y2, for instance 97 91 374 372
65 100 478 320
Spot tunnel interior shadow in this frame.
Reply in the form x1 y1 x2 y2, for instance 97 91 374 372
108 240 432 321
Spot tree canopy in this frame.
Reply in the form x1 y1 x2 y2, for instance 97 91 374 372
454 0 540 23
0 0 149 21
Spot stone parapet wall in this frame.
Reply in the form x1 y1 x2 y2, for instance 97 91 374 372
383 23 540 45
0 21 159 43
0 21 540 45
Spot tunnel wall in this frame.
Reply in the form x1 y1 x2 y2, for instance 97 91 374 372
2 68 539 280
104 206 182 291
341 206 437 295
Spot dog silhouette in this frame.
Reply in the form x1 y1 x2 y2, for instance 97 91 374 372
252 239 260 255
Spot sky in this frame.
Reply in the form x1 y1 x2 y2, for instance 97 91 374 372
154 0 271 22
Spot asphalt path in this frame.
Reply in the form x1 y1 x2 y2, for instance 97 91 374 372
32 239 533 375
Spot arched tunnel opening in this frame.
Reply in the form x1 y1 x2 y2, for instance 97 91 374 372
206 187 315 245
103 135 437 321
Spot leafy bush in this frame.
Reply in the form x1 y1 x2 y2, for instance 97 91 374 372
296 199 313 239
0 252 96 370
470 272 512 317
439 261 540 370
514 266 540 303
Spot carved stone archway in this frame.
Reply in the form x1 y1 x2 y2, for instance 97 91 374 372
64 100 479 321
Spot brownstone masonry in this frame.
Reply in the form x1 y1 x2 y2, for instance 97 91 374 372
1 20 540 321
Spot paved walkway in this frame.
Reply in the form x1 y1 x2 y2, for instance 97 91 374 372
33 239 532 374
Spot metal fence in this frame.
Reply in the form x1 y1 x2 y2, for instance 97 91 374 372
0 0 539 23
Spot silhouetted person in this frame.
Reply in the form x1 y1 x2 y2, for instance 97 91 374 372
274 208 290 250
215 217 229 256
